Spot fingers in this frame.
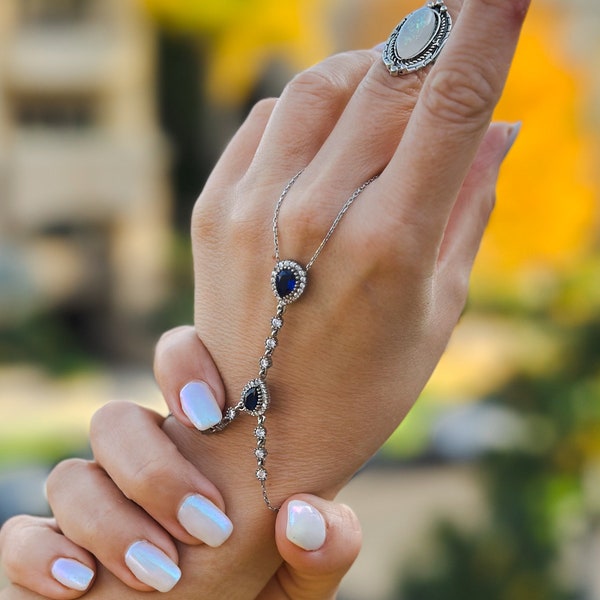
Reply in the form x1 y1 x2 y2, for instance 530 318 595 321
45 403 233 592
382 0 530 243
0 516 95 599
46 457 182 593
154 325 226 431
89 402 232 547
439 121 521 272
247 50 376 180
434 120 520 312
207 97 277 189
263 495 362 600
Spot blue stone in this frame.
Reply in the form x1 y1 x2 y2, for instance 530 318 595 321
244 386 260 411
275 269 297 298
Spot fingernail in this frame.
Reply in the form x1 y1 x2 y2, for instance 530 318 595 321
178 494 233 548
125 540 181 593
180 381 222 431
286 500 326 551
502 121 522 160
51 558 94 591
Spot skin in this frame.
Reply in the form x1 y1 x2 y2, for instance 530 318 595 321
0 0 531 596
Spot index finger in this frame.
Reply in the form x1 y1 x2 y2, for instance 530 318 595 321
381 0 530 242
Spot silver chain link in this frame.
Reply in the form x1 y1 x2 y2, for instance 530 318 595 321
204 169 379 511
273 170 380 270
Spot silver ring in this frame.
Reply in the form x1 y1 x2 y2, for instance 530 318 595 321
383 0 452 76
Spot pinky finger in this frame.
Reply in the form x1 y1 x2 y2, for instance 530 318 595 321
0 516 95 599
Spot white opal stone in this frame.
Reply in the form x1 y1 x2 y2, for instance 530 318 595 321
395 7 437 60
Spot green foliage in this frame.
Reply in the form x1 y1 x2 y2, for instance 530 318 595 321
396 314 600 598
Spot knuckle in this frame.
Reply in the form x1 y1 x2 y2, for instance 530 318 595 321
246 97 277 121
0 517 27 575
76 502 112 547
455 270 471 304
281 196 326 241
191 195 222 242
339 504 362 560
362 212 432 275
226 179 273 249
423 64 498 127
445 268 471 311
127 451 176 503
154 325 194 373
89 401 131 446
284 65 346 109
45 458 88 503
0 515 30 549
283 50 374 109
359 63 423 107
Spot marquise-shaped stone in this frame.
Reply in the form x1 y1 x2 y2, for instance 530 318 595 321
395 7 437 60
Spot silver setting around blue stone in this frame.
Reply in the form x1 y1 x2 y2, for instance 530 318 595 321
383 0 452 76
271 260 307 305
241 379 270 417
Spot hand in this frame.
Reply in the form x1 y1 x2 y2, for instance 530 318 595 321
1 0 530 596
179 0 527 500
0 490 359 600
154 0 529 595
0 329 361 600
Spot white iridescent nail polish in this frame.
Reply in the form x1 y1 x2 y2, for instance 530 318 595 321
286 500 326 551
125 540 181 592
178 494 233 547
51 557 94 591
180 381 222 431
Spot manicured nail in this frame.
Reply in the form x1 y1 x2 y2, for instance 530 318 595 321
125 540 181 593
502 121 522 160
178 494 233 547
286 500 326 551
180 381 222 431
51 557 94 591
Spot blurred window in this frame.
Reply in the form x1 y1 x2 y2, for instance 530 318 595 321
19 0 98 27
13 95 97 131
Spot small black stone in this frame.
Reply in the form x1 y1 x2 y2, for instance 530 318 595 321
244 386 260 411
276 269 297 298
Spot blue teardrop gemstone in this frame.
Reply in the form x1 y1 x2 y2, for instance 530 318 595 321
275 269 297 298
243 386 260 411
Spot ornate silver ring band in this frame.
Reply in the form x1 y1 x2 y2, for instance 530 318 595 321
383 0 453 76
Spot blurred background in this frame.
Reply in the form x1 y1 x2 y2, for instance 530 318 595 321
0 0 598 598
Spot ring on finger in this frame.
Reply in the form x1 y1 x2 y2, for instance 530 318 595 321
382 0 453 76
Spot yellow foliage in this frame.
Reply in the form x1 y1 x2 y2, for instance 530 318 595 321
140 0 333 104
474 4 598 288
140 0 598 285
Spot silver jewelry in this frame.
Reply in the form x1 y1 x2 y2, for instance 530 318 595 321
383 0 452 76
202 169 378 510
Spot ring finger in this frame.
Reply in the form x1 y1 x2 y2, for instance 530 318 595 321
250 1 462 219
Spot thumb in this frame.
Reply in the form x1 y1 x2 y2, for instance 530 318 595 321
272 494 362 600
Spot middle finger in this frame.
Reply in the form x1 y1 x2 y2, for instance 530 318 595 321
257 1 462 220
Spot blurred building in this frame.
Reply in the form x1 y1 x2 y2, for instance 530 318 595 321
0 0 171 353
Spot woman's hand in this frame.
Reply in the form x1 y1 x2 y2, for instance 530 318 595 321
177 0 528 502
0 328 361 600
1 0 531 596
1 492 359 600
153 0 529 595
